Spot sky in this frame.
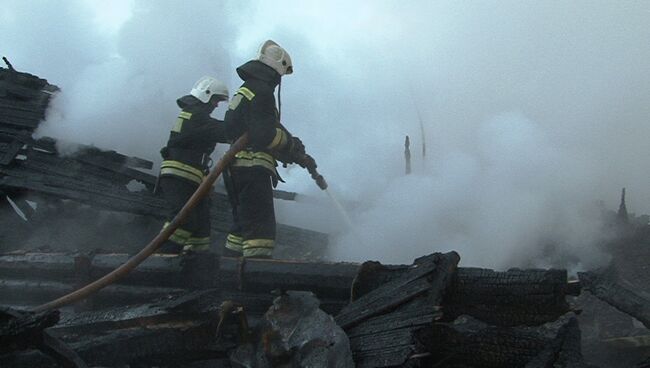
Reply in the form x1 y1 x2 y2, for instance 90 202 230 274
2 0 650 270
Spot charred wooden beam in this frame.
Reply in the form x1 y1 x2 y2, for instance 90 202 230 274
0 252 576 322
6 320 234 367
337 252 459 329
0 278 185 307
0 307 59 354
348 257 572 327
525 317 589 368
444 267 571 326
3 290 242 367
0 306 88 368
346 297 441 368
338 252 460 368
578 270 650 329
0 253 358 314
425 313 579 368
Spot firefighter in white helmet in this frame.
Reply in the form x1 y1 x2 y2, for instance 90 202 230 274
157 76 230 254
223 40 307 259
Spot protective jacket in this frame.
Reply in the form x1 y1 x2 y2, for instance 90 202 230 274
224 60 292 177
160 95 228 184
223 60 296 259
157 95 227 254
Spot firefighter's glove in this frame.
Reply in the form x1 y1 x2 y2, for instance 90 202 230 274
299 154 317 170
160 146 170 160
287 136 306 161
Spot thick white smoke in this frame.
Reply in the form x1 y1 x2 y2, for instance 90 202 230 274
2 0 239 159
2 1 649 269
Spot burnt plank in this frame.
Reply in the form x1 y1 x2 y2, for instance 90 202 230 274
335 252 459 329
0 307 59 354
0 253 357 312
218 256 358 298
0 139 23 165
343 252 459 367
579 270 650 329
0 278 185 308
427 313 578 368
525 317 590 368
444 267 570 326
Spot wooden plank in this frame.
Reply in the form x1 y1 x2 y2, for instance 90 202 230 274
0 139 24 165
0 253 358 311
343 252 459 367
579 270 650 329
444 267 570 326
0 278 185 307
427 314 577 368
0 307 59 354
335 252 458 329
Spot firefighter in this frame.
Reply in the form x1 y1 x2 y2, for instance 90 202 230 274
157 76 229 254
223 40 306 259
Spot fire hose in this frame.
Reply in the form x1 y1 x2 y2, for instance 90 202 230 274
31 134 250 312
32 134 328 312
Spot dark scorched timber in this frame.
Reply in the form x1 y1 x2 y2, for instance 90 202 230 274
579 270 650 329
0 252 578 320
348 257 573 327
426 313 585 368
422 316 584 368
1 291 242 367
444 267 572 326
336 252 460 368
0 253 359 314
0 250 588 367
0 307 87 368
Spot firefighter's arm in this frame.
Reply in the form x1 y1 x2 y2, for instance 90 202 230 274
205 118 228 144
248 92 288 150
172 117 228 144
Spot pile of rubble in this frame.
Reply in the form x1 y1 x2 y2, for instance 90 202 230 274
4 250 642 367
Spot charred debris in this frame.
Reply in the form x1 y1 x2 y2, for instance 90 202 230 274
1 63 650 367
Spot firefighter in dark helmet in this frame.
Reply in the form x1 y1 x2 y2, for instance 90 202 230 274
223 40 306 259
157 76 229 254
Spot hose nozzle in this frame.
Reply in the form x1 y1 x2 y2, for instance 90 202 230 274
297 154 328 190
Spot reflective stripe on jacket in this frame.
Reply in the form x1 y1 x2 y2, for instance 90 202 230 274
160 160 205 184
224 61 293 176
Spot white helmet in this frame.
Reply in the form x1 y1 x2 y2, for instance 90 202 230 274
190 76 229 103
256 40 293 76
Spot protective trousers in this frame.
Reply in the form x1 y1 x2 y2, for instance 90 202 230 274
158 176 211 253
224 167 276 258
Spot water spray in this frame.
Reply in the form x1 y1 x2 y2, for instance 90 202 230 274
293 151 364 252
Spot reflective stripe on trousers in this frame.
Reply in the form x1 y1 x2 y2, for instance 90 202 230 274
162 222 210 252
226 233 244 253
184 236 211 252
243 238 274 258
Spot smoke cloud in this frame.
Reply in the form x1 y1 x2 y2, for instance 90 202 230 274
2 0 649 269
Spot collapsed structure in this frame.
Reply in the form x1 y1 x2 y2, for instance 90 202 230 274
1 64 649 367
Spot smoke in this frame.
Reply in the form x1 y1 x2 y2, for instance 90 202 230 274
3 1 650 269
2 0 239 159
331 112 613 270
